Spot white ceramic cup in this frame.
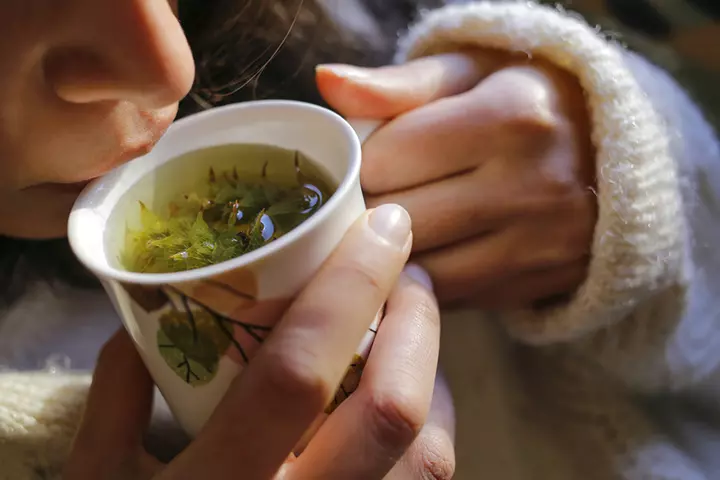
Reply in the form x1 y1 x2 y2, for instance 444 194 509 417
68 100 380 436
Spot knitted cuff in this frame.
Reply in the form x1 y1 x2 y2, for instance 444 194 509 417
0 373 90 479
396 2 688 344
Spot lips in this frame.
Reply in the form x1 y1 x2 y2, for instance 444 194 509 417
37 179 94 194
29 132 160 196
21 101 177 198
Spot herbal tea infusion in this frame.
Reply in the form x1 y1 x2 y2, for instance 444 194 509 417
122 144 335 273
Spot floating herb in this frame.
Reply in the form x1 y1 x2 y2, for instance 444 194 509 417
122 147 334 273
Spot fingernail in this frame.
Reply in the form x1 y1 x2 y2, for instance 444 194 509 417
317 64 371 82
404 263 433 290
368 204 411 248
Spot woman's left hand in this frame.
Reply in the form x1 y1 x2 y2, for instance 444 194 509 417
318 51 597 308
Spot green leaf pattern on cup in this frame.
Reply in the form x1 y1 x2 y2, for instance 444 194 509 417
123 281 373 413
158 287 272 385
157 307 231 386
325 354 365 414
123 283 270 386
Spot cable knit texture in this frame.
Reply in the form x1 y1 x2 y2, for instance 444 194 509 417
1 2 720 479
0 374 89 480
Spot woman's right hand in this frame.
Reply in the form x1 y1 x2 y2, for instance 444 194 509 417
64 204 455 480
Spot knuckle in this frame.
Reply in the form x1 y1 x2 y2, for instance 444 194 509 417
506 100 558 139
488 68 559 137
416 431 456 480
284 302 337 332
262 347 331 413
538 172 580 198
367 391 426 449
331 260 385 297
530 163 591 200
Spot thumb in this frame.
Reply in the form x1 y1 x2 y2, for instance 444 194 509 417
65 329 157 478
316 51 502 119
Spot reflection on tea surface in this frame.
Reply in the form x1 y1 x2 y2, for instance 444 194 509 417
122 144 336 273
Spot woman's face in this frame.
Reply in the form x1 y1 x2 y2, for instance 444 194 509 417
0 1 194 238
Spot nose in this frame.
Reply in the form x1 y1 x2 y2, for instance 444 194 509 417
45 0 195 109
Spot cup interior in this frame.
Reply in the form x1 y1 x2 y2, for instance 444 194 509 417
68 100 361 285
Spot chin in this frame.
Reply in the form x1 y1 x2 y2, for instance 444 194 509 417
0 219 69 239
0 188 77 239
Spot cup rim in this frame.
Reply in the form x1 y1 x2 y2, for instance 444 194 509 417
67 100 362 285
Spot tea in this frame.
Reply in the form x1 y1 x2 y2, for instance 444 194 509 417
121 144 335 273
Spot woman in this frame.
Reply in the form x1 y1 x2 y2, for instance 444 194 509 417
0 2 453 478
2 0 720 478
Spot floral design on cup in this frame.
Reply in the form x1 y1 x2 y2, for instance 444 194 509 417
122 272 283 387
122 275 376 410
170 271 288 367
326 354 365 414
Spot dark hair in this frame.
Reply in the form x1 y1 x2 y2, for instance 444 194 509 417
0 0 442 311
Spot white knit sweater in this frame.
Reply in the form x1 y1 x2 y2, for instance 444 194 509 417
2 2 719 478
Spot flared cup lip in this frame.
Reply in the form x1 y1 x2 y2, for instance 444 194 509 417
68 100 362 285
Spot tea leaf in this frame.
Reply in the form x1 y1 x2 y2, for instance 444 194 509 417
248 209 268 251
266 195 306 217
212 230 243 264
122 161 333 274
188 213 213 250
139 201 163 231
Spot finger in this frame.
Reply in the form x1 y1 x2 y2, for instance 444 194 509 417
359 58 583 195
366 140 594 253
414 223 589 304
64 329 157 479
316 51 504 119
358 88 511 195
366 171 508 253
290 264 441 479
471 260 589 309
385 371 456 480
164 205 413 480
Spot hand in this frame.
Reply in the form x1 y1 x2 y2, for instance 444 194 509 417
317 51 597 309
64 205 455 480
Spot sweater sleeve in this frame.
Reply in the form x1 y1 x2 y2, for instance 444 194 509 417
397 1 720 392
0 372 89 479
